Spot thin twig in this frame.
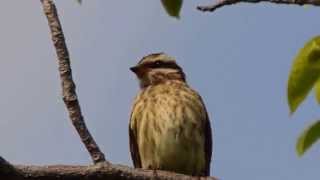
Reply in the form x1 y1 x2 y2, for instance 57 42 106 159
40 0 106 164
197 0 320 12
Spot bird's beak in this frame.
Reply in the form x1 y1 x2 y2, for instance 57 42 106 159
130 65 147 78
130 66 139 74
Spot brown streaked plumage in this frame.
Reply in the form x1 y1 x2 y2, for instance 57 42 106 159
129 53 212 176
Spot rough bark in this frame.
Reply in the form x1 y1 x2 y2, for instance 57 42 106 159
197 0 320 12
40 0 106 164
0 157 217 180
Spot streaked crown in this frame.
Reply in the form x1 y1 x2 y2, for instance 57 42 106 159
138 53 176 65
131 52 186 88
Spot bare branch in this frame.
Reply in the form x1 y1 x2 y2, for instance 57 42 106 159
40 0 106 164
197 0 320 12
0 157 217 180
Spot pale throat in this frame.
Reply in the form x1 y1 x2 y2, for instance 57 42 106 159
139 70 186 89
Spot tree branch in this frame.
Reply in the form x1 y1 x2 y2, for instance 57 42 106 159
40 0 106 164
197 0 320 12
0 157 217 180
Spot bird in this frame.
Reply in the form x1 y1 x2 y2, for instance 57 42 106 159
129 52 212 176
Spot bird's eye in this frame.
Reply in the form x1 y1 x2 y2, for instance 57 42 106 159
154 61 162 66
152 61 163 68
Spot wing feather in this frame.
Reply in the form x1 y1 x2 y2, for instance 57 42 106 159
204 113 213 176
129 122 142 168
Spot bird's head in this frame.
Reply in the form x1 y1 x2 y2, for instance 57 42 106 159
131 52 186 88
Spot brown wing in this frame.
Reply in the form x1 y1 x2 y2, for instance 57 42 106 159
204 113 213 176
197 94 213 176
129 118 142 168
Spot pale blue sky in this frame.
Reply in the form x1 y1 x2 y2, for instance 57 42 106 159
0 1 319 179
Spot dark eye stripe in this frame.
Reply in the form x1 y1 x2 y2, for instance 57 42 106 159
144 61 180 69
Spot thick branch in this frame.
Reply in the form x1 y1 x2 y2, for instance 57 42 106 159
197 0 320 12
0 157 217 180
40 0 106 163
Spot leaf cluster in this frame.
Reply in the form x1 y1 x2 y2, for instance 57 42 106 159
287 36 320 156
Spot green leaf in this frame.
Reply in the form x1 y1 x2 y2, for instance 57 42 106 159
315 79 320 104
287 36 320 114
296 120 320 156
161 0 183 18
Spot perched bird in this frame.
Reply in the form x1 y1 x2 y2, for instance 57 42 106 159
129 53 212 176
